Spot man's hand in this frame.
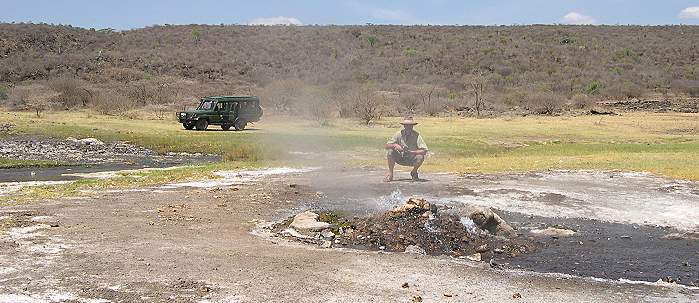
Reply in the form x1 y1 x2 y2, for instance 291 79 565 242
409 149 427 156
393 144 403 151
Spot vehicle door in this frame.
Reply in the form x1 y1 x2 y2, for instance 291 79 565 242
211 101 225 124
221 102 233 125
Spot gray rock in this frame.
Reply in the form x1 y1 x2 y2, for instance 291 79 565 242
530 227 576 237
289 211 331 232
320 229 335 239
404 245 426 255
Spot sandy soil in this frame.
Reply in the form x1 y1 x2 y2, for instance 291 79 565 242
0 167 697 302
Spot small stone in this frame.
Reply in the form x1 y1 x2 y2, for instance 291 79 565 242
320 229 335 239
321 240 333 248
466 253 481 262
475 244 489 253
530 227 576 237
412 295 423 302
512 293 522 299
401 282 409 288
379 246 386 250
494 248 504 254
289 211 331 232
443 293 453 298
404 245 426 255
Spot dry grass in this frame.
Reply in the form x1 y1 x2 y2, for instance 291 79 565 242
2 110 698 180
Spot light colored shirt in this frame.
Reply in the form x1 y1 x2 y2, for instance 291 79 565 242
387 129 428 151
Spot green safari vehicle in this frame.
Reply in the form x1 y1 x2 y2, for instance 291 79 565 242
177 96 263 131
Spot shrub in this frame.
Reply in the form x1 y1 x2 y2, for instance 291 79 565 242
672 80 699 97
91 91 136 115
526 91 562 115
605 81 645 99
570 94 593 109
48 77 91 108
0 84 8 101
306 95 335 126
352 89 384 125
398 93 420 115
585 80 605 95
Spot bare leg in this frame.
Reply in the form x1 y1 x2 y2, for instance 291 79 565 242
410 155 424 181
385 155 395 182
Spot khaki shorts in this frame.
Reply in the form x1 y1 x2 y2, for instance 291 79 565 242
388 150 423 166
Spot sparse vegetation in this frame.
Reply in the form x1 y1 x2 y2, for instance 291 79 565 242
3 24 698 119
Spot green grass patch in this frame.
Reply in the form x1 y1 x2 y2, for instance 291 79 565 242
0 160 265 205
2 110 699 181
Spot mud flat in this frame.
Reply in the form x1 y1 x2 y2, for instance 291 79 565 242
0 166 698 301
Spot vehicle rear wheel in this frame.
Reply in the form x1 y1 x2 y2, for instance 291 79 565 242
234 119 247 131
183 123 195 130
221 124 231 131
195 119 208 131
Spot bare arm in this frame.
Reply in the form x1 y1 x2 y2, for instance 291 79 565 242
385 143 403 151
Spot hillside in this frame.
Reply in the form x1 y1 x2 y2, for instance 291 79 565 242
1 23 698 117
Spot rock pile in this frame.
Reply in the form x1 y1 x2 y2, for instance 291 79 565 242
276 198 536 259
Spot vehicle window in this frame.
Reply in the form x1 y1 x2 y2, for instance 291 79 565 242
197 100 215 110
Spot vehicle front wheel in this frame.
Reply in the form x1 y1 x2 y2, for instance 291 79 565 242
234 119 247 131
183 123 195 130
221 124 231 131
195 119 208 131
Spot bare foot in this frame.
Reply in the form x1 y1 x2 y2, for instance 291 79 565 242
410 171 419 181
384 173 393 182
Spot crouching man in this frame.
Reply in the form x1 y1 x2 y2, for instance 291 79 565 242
384 117 428 182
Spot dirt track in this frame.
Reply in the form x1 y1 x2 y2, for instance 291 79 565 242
1 167 697 302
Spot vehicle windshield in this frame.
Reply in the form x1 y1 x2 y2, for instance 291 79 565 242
197 100 215 110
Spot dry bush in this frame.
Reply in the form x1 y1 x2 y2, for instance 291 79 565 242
398 93 420 115
672 80 699 98
126 77 178 106
352 89 384 125
258 79 304 112
0 84 8 101
306 94 335 126
48 77 91 108
91 91 136 115
526 91 562 115
99 67 145 83
605 81 645 99
467 76 486 117
144 104 173 120
570 94 593 109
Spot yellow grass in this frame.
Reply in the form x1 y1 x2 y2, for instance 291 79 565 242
2 110 699 180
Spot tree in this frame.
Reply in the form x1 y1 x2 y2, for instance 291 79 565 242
463 75 486 117
366 36 377 47
352 89 383 125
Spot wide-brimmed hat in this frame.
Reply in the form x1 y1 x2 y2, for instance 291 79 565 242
400 117 418 125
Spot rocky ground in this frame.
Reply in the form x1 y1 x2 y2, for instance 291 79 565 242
0 135 219 182
602 98 699 113
0 166 697 302
0 135 218 166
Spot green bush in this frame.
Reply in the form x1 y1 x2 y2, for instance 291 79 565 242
585 80 605 95
0 85 8 101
